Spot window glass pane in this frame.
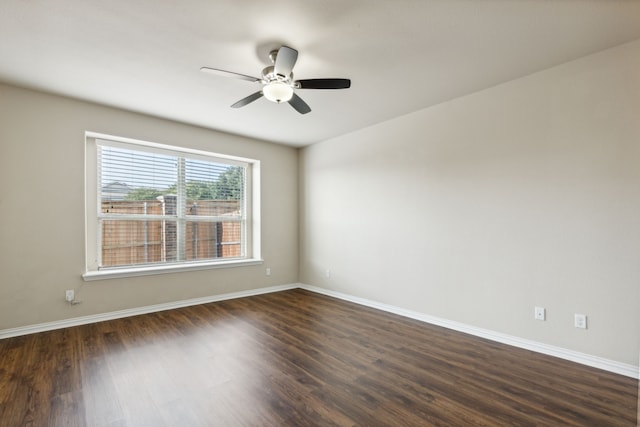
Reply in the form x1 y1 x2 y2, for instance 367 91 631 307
184 220 242 261
184 161 245 217
101 219 169 267
99 145 177 203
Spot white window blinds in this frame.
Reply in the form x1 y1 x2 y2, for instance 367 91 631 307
96 140 247 269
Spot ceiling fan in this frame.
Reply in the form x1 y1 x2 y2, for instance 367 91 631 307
200 46 350 114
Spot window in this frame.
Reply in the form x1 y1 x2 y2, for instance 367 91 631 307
84 133 261 280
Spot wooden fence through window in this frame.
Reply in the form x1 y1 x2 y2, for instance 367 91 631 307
101 199 241 267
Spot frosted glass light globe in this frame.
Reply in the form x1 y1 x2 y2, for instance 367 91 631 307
263 82 293 103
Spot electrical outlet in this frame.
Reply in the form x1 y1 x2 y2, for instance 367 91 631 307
534 306 545 321
65 289 75 302
574 313 587 329
325 269 331 279
266 267 271 276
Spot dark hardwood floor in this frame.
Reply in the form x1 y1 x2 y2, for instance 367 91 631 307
0 288 637 426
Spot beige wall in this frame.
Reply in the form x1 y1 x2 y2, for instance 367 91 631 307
0 84 298 329
299 40 640 365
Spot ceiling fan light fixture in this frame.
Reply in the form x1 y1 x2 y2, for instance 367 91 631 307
263 82 293 103
202 45 350 114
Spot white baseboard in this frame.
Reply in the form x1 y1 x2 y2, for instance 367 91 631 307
298 284 640 380
0 284 299 340
1 282 637 380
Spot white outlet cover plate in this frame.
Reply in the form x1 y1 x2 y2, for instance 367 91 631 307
574 314 587 329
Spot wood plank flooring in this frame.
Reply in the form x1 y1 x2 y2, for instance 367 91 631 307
0 288 637 426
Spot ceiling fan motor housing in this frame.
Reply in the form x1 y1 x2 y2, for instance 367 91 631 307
262 65 292 83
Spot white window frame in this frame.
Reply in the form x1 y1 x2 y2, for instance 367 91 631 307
83 132 262 281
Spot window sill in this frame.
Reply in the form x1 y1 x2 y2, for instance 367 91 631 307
82 258 264 281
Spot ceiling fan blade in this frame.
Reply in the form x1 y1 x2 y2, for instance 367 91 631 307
200 67 261 83
231 91 263 108
288 93 311 114
274 46 298 77
296 78 351 89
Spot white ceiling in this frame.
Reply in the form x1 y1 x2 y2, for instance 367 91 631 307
1 1 639 147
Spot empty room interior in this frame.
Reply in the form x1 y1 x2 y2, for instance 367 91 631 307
0 1 639 425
